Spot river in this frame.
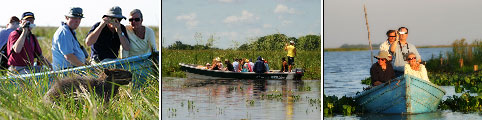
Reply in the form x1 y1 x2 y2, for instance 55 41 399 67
162 77 321 119
324 47 482 119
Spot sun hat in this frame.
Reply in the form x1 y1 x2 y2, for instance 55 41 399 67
65 7 84 18
22 12 34 20
374 51 390 60
215 57 221 62
290 41 294 44
103 6 126 19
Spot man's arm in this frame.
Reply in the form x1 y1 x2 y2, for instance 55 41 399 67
113 21 130 51
85 18 108 46
65 54 85 67
12 28 29 53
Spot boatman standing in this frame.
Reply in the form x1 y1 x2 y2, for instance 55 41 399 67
284 40 296 72
389 27 421 77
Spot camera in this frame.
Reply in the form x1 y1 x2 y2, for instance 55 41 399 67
22 21 31 28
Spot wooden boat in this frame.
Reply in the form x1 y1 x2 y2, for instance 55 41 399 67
1 51 158 87
179 63 304 80
354 74 446 114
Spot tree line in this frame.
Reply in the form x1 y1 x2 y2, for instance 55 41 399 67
166 33 320 51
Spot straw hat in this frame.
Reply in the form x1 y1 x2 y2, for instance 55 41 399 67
374 51 390 60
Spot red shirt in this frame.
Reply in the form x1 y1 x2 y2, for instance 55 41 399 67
7 29 42 66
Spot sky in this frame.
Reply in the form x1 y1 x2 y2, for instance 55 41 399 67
324 0 482 48
0 0 159 27
162 0 321 49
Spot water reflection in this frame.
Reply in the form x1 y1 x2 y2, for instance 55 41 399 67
162 77 321 120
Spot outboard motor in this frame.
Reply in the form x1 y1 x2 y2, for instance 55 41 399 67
294 68 304 80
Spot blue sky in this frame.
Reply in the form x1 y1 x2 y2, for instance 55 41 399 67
0 0 159 27
162 0 321 49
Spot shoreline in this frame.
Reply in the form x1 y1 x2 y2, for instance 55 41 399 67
324 45 451 52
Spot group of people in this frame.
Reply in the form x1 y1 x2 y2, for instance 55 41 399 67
370 27 429 86
202 40 297 74
0 6 157 74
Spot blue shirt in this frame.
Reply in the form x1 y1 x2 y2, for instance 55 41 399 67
0 28 16 48
51 23 86 70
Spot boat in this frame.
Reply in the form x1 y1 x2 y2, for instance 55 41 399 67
1 51 159 87
179 63 304 80
354 74 446 114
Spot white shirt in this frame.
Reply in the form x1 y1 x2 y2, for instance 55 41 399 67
404 64 429 82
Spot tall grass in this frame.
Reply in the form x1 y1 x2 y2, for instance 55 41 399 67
426 38 482 73
161 49 321 80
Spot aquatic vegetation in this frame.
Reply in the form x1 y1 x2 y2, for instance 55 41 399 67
439 92 482 113
361 77 371 85
246 100 255 106
323 94 358 116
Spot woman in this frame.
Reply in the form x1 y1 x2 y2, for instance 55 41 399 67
370 51 395 86
121 9 157 58
404 52 429 81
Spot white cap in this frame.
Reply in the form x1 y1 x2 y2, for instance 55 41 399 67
290 41 294 44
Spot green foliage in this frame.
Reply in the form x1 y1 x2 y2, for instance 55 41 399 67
239 34 320 51
429 70 482 93
439 93 482 113
323 94 359 116
426 38 482 73
161 49 321 80
361 77 371 85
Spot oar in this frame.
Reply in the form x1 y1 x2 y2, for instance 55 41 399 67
363 4 373 65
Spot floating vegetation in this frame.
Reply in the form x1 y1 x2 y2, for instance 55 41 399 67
167 108 177 117
188 100 195 110
361 77 371 85
260 93 284 101
323 94 359 117
439 92 482 113
246 100 255 106
298 85 312 92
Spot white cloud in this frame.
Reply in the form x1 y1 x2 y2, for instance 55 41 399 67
223 10 260 24
218 32 238 40
274 4 296 14
176 13 199 28
218 0 234 3
246 28 263 36
263 24 272 28
281 20 292 26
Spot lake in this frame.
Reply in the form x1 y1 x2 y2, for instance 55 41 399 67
324 47 482 119
162 77 321 120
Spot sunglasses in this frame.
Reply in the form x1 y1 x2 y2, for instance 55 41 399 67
407 57 416 60
378 58 386 61
388 36 396 37
399 32 407 35
129 18 141 22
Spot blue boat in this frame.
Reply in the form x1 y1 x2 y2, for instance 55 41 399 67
354 74 446 114
1 51 158 87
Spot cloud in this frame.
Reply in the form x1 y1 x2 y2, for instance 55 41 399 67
223 10 260 24
274 4 296 14
176 13 199 28
218 0 234 3
218 31 238 40
281 20 292 26
246 28 263 37
263 24 272 28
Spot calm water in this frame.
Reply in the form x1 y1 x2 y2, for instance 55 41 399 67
324 47 482 119
162 77 321 120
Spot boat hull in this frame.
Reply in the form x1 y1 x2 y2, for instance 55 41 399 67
179 63 303 80
354 75 446 114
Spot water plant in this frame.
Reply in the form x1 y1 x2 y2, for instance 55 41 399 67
323 94 358 116
439 92 482 113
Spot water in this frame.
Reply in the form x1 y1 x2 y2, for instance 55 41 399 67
324 47 482 119
162 77 321 120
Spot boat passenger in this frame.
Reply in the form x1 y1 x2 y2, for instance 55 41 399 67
85 6 130 64
232 58 239 72
120 9 157 58
370 51 395 86
205 63 211 69
253 56 266 73
379 30 397 61
263 58 269 72
224 59 234 71
389 27 421 77
284 40 296 72
0 16 20 69
280 57 288 72
404 52 429 82
249 59 254 72
242 63 249 72
7 12 51 74
51 7 88 70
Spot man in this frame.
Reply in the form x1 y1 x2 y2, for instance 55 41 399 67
0 16 20 49
370 51 395 86
379 30 397 61
389 27 421 77
284 40 296 72
85 6 130 64
52 7 88 70
7 12 50 74
232 58 239 72
253 56 266 73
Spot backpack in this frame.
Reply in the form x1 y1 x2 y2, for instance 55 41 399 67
0 44 9 69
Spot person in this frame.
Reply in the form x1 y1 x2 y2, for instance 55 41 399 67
284 40 296 72
232 58 239 72
280 57 288 72
389 27 421 77
379 30 397 61
404 52 429 81
263 58 270 72
241 63 249 72
210 57 222 70
205 63 211 69
249 59 254 72
370 51 395 86
224 59 234 71
120 9 157 58
51 7 88 70
85 6 130 64
245 59 253 72
253 56 266 73
0 16 20 49
7 12 50 74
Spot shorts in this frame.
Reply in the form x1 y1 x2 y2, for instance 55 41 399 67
288 57 295 65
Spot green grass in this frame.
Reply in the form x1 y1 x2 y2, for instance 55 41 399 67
161 49 321 80
0 26 160 119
